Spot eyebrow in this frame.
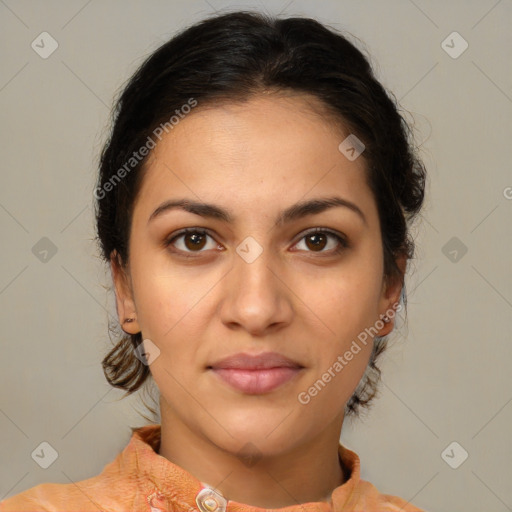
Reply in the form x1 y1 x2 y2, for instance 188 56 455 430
147 196 367 227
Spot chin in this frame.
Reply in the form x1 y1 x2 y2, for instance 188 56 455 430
204 412 303 458
216 432 294 462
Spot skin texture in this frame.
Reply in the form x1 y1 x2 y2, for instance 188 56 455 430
111 93 405 509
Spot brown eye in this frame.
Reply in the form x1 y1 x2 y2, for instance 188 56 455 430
165 228 217 254
305 232 328 251
294 229 348 254
183 232 207 251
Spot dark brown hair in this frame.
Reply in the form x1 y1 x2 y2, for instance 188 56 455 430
94 10 426 420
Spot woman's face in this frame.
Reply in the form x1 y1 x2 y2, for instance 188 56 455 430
113 93 403 456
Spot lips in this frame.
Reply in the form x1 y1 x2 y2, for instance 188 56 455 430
208 351 303 370
208 352 304 394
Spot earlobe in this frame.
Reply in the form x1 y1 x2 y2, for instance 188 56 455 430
110 250 141 334
377 305 398 337
377 254 407 336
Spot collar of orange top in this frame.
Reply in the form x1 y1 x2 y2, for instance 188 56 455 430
121 423 359 512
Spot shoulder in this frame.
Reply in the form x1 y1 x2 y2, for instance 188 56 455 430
380 492 426 511
0 461 127 512
336 444 426 511
351 479 427 511
0 425 163 512
0 428 145 512
0 481 100 512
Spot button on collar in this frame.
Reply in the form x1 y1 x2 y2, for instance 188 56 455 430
196 485 227 512
146 490 167 512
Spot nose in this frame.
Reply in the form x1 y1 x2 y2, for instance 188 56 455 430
219 245 293 336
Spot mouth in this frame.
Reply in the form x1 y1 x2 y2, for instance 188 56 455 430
209 367 303 394
207 351 304 394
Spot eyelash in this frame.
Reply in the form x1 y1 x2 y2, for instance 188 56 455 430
164 227 349 258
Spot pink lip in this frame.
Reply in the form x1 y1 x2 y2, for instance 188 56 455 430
208 351 304 394
211 367 302 394
209 351 302 370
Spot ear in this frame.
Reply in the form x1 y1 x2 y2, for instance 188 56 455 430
376 253 407 337
110 250 140 335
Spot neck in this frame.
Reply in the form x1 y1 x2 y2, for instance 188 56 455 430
158 402 347 509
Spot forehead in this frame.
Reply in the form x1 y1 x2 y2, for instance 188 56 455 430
133 94 376 226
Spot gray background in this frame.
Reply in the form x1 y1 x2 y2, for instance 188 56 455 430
1 1 511 511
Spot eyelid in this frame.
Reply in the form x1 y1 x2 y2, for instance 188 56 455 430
295 227 348 245
290 227 349 255
164 227 218 251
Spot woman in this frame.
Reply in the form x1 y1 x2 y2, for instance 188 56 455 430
1 10 427 512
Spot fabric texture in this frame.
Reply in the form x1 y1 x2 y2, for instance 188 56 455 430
1 424 425 511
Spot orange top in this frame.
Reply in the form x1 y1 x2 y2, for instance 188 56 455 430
1 424 424 511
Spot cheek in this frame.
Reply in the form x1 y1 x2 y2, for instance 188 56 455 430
293 252 382 390
130 250 189 327
295 331 374 423
295 255 383 339
129 256 223 359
